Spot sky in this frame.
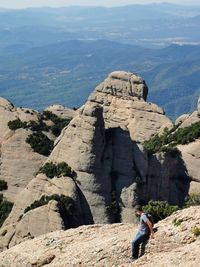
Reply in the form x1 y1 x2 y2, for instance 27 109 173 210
0 0 200 9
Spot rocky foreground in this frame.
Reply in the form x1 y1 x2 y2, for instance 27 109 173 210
0 206 199 267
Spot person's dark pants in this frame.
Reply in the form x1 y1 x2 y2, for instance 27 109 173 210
131 232 149 259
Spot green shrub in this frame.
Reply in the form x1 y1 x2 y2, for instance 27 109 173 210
24 194 74 215
0 194 13 227
51 120 71 136
9 112 70 140
50 124 61 136
184 194 200 207
41 110 58 121
172 122 200 145
143 200 179 223
109 192 121 215
160 146 181 157
144 121 200 154
135 176 143 184
27 119 49 132
108 171 121 223
8 119 27 130
8 116 50 133
0 180 8 191
173 218 183 226
38 162 77 180
141 194 200 225
26 132 54 156
192 227 200 237
42 111 71 137
50 123 64 137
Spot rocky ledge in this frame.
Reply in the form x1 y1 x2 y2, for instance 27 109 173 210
0 206 199 267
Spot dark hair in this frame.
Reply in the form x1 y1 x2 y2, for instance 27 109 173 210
135 205 143 212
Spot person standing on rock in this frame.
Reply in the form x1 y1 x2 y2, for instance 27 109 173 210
131 205 154 260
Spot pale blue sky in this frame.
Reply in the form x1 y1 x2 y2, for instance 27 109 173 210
0 0 199 9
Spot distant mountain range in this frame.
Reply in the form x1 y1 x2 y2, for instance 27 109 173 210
0 4 200 119
0 4 200 48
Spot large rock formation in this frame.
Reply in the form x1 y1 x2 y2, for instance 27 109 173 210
0 71 199 251
176 96 200 194
47 71 174 225
0 173 84 251
178 140 200 194
0 206 200 267
0 98 76 203
0 98 46 202
87 71 171 142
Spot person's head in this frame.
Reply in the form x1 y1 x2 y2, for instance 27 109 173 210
135 205 143 216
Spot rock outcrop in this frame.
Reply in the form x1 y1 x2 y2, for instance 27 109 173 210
175 114 190 125
0 98 46 202
0 174 83 250
47 71 174 225
178 140 200 194
0 128 47 202
0 206 200 267
0 98 76 203
0 200 64 251
87 71 172 142
45 104 77 120
175 97 200 127
0 97 16 143
178 110 199 129
176 96 200 194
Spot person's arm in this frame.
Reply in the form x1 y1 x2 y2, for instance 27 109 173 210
146 219 154 239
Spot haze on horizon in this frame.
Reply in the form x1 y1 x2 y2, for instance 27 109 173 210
0 0 200 9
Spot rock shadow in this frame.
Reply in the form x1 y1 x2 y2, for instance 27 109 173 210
135 146 192 207
104 127 137 222
75 184 94 225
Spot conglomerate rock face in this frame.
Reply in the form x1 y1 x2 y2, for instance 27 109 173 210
0 98 46 202
178 139 200 194
47 71 175 225
94 71 149 100
87 71 172 142
175 95 200 194
0 99 76 203
0 71 199 251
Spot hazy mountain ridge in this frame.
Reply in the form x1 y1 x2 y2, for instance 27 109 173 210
0 4 200 49
0 40 200 119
